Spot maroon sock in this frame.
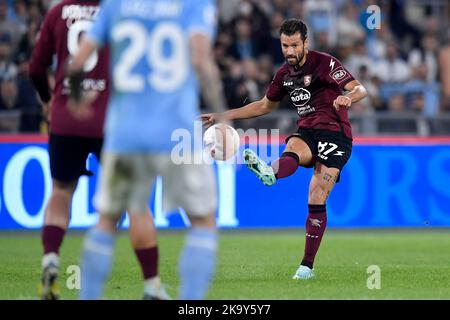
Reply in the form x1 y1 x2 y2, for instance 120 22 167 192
272 152 299 179
301 204 327 268
135 246 158 280
42 225 66 255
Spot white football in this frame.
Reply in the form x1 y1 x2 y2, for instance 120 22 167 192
203 123 240 161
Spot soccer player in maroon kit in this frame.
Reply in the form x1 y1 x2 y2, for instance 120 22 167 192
202 19 367 279
29 0 168 299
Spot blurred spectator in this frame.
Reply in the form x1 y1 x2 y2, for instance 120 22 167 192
267 10 285 65
257 54 274 88
375 41 410 83
336 2 365 46
438 37 450 112
403 64 440 117
0 0 449 135
410 93 425 114
237 0 271 50
388 0 421 51
287 0 305 20
0 32 17 80
304 0 337 48
344 39 374 78
0 0 22 52
387 93 406 113
26 0 43 26
218 0 242 24
271 0 291 17
17 19 38 57
357 65 382 112
12 0 28 35
0 76 18 107
228 17 260 60
313 31 335 56
0 77 20 131
241 58 262 102
408 33 439 83
15 52 41 131
223 61 246 107
366 19 394 62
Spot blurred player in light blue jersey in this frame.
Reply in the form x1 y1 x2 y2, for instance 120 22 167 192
67 0 228 300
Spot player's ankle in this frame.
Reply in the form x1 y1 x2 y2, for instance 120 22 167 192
42 252 60 269
144 276 161 291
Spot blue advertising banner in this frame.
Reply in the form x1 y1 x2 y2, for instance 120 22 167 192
0 137 449 229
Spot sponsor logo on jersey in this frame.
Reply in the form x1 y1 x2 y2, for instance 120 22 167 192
283 81 293 86
62 78 106 95
329 67 350 84
303 75 312 86
290 88 310 107
297 105 315 116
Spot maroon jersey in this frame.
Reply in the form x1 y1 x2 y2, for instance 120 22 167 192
29 0 109 138
266 50 355 139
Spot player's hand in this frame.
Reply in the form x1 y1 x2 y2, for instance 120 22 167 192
333 95 352 110
42 98 52 123
200 113 216 128
200 113 232 128
68 91 98 120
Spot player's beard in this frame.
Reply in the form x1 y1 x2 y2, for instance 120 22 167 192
286 46 305 67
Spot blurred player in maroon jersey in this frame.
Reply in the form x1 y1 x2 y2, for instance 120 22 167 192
29 0 168 300
202 18 367 280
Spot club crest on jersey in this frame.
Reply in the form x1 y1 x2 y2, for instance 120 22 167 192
303 75 312 86
290 88 311 107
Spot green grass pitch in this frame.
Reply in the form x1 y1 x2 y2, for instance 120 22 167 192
0 229 449 299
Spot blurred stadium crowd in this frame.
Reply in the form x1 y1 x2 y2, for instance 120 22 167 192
0 0 450 135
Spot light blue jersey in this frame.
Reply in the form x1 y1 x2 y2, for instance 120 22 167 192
87 0 216 153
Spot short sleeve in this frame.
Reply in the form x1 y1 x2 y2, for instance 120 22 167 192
86 0 113 46
184 0 217 40
266 67 287 102
324 58 355 91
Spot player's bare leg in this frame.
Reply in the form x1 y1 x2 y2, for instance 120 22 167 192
128 210 170 300
293 163 339 280
39 179 77 300
273 136 313 176
178 212 217 299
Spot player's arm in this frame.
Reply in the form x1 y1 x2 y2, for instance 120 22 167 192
67 39 98 100
333 80 368 110
190 33 228 120
202 61 284 126
201 96 280 127
66 38 99 119
226 96 279 120
29 12 55 122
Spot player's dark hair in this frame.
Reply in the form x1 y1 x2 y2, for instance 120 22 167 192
279 18 308 40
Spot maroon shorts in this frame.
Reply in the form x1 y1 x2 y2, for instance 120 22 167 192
49 134 103 182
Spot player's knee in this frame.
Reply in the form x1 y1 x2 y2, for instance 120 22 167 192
52 179 77 194
188 212 216 229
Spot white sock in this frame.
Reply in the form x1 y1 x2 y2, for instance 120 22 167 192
144 276 161 293
42 253 59 269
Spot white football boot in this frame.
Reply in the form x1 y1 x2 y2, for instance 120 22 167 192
292 265 315 280
243 149 276 186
